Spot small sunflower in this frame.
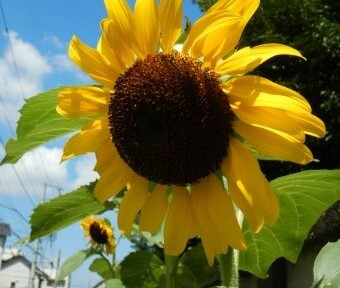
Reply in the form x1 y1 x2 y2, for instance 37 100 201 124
58 0 325 264
81 216 115 254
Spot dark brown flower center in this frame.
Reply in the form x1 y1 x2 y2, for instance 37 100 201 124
109 53 233 186
89 222 108 244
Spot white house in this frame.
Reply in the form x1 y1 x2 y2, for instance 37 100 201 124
0 249 69 288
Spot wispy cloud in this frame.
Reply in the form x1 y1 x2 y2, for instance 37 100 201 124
42 34 65 49
0 145 98 198
48 53 90 81
0 31 52 126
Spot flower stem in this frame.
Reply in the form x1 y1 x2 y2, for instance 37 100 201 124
217 248 239 288
99 252 116 277
165 255 179 288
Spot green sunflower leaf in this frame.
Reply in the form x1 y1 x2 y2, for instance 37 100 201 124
58 249 93 280
1 87 92 165
312 240 340 288
104 279 126 288
239 169 340 278
29 182 105 241
120 251 165 288
89 258 115 280
180 244 215 287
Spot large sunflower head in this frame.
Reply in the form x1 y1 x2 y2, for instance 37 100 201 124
58 0 326 264
81 216 115 254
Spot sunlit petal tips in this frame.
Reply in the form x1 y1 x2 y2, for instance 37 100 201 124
215 43 305 75
58 0 325 265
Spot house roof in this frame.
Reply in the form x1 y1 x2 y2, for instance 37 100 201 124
1 252 48 279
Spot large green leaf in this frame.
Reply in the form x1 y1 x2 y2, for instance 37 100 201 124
180 244 215 287
105 279 126 288
58 249 93 280
29 182 105 241
1 87 92 164
239 170 340 278
313 240 340 288
89 258 115 280
120 251 165 288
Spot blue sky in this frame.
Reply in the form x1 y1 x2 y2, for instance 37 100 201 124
0 0 202 287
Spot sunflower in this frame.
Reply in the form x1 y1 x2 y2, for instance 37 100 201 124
81 216 115 254
58 0 325 265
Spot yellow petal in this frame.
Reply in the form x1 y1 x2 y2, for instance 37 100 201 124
97 29 126 73
62 118 110 161
284 110 326 138
118 175 149 236
233 121 313 164
94 140 119 175
231 104 303 136
94 157 134 203
160 0 183 54
191 180 227 265
164 186 194 256
205 176 246 250
182 10 241 58
206 0 249 14
223 138 279 225
103 0 136 64
224 76 311 113
223 164 264 233
104 0 133 21
69 36 119 88
216 44 305 75
57 86 109 118
100 18 135 68
195 0 259 66
139 184 169 233
134 0 160 58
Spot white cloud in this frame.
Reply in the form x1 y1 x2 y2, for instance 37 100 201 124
0 31 91 129
0 146 98 198
0 146 66 199
42 35 65 49
69 154 99 191
0 31 51 126
48 53 90 81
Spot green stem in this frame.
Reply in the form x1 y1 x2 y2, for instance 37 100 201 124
165 255 179 288
217 248 239 288
99 252 116 277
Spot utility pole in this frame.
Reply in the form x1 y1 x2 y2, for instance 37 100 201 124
53 250 61 288
28 184 46 288
28 238 40 288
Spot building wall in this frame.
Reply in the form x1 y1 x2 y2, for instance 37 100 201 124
0 258 39 288
0 258 69 288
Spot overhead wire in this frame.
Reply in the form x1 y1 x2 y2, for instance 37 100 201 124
0 202 29 225
0 93 16 136
0 136 36 206
0 0 52 203
0 0 25 99
0 2 75 286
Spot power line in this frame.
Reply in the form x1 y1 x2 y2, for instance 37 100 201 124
0 136 36 206
0 203 29 224
0 0 26 100
0 0 62 198
0 93 16 136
